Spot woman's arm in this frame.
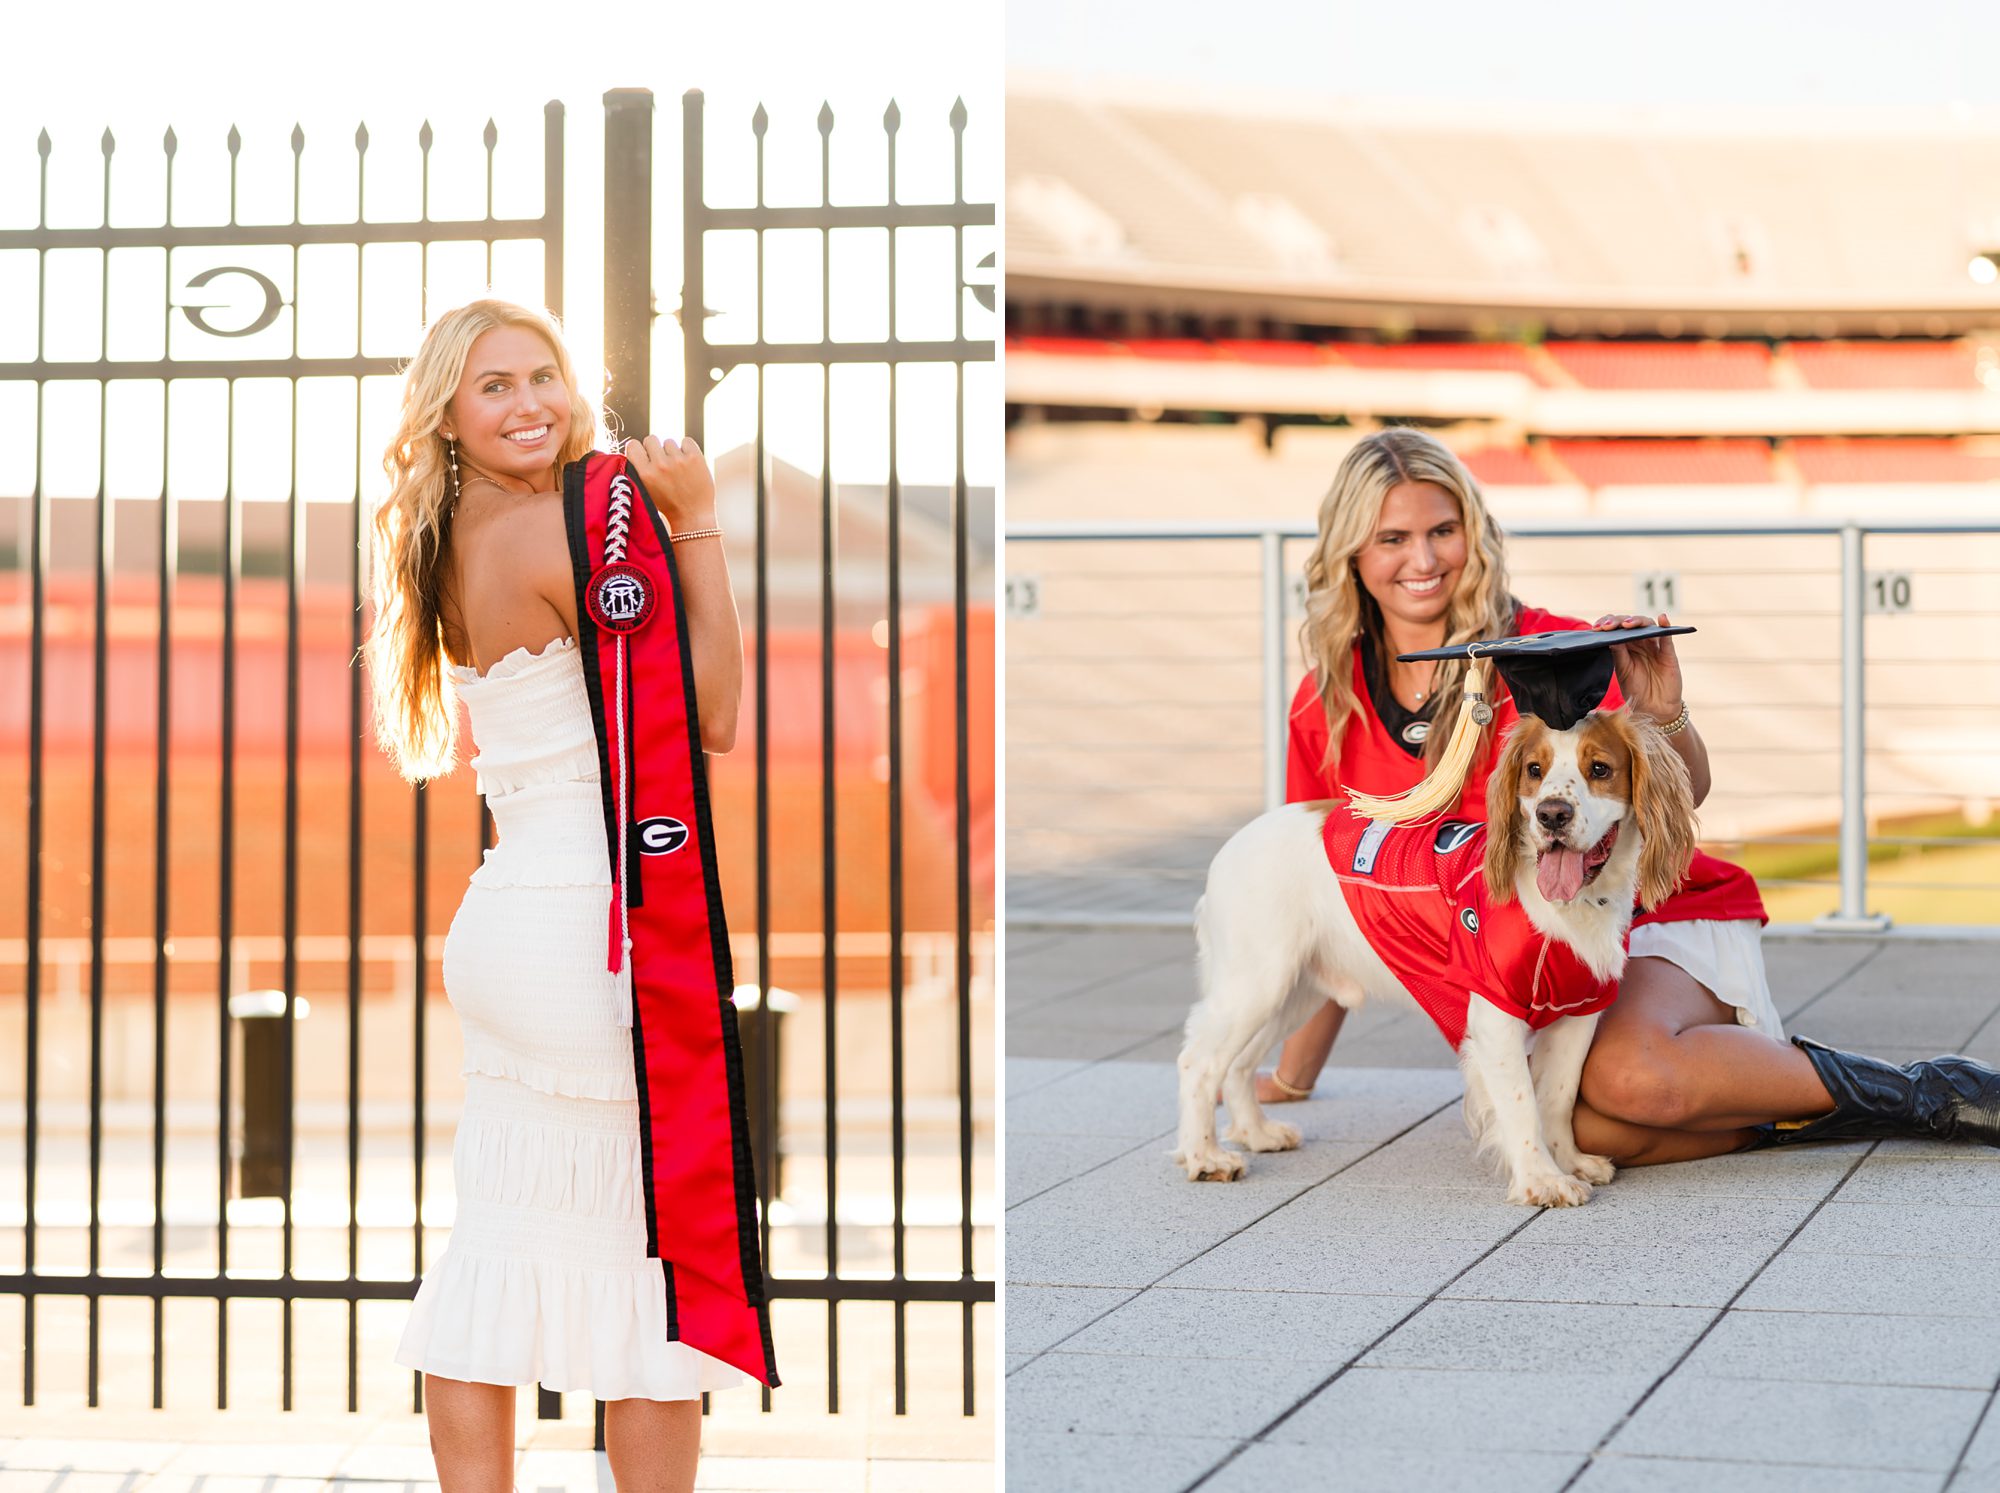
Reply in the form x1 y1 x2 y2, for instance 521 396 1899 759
1593 611 1712 807
623 436 744 754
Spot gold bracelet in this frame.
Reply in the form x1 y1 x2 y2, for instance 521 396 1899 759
670 527 723 544
1267 1069 1313 1099
1657 700 1691 737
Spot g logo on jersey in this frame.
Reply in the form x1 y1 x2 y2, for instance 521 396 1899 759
1459 906 1479 935
637 816 689 855
1433 820 1479 853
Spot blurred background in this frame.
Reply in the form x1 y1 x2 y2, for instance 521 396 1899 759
0 0 996 1471
1005 0 2000 933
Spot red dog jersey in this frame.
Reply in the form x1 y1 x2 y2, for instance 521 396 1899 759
1321 808 1620 1050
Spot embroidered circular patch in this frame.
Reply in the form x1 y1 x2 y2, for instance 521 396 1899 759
586 561 655 634
1459 906 1480 935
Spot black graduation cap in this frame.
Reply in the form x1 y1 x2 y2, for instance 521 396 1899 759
1342 624 1694 822
1397 625 1695 732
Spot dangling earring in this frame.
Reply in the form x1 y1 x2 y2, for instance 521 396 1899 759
444 432 461 508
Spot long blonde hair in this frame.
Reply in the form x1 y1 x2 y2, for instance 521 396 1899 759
367 299 601 781
1297 428 1515 768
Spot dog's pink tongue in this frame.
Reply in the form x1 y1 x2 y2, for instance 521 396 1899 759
1537 847 1587 903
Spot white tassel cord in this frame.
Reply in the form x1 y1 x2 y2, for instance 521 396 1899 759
605 473 636 1029
1342 653 1495 825
612 629 634 1029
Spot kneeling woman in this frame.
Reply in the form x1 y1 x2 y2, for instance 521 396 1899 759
1261 428 1998 1163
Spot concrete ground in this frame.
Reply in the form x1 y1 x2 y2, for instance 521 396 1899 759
1007 926 2000 1492
0 1395 993 1491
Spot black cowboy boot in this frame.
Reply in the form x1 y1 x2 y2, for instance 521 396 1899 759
1751 1036 2000 1148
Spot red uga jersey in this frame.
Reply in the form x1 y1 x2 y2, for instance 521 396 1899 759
1321 808 1621 1050
1288 607 1766 931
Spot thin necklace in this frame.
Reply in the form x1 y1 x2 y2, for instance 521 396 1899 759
1394 656 1438 703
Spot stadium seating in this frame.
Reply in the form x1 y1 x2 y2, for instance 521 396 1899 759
1457 446 1551 486
1790 437 2000 483
1550 439 1775 486
1330 343 1549 383
1546 341 1773 390
1787 341 1990 391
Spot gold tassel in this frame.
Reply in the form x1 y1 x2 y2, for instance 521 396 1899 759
1342 655 1493 824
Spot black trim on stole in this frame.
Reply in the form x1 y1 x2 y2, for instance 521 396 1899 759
564 456 666 1277
632 474 779 1382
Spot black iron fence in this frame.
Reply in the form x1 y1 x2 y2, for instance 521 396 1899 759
677 88 997 1417
0 84 992 1441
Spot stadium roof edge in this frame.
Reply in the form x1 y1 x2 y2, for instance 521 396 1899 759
1007 258 2000 333
1007 71 2000 139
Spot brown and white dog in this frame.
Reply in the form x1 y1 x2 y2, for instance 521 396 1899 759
1173 709 1694 1206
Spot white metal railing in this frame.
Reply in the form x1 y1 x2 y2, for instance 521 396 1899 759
1006 519 2000 930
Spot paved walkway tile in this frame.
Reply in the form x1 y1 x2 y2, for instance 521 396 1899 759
1440 1239 1774 1308
1005 1432 1234 1493
1679 1307 2000 1390
1260 1180 1529 1241
1270 1366 1654 1454
1570 1456 1943 1491
1513 1189 1821 1250
1607 1375 1990 1472
1007 1285 1140 1357
1738 1251 2000 1317
1009 1130 1155 1204
1007 1350 1330 1440
1356 1299 1711 1377
1200 1442 1580 1492
1837 1155 2000 1208
1059 1287 1416 1364
1005 930 2000 1492
1957 1406 2000 1490
1159 1230 1494 1296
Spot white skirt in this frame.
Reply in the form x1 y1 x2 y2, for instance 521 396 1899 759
393 1073 755 1401
1628 918 1785 1041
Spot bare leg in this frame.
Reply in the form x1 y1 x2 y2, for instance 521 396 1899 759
1572 1096 1757 1166
1580 957 1835 1133
422 1375 515 1493
604 1396 703 1493
1254 998 1349 1103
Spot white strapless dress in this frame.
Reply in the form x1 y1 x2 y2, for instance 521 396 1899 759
393 634 753 1400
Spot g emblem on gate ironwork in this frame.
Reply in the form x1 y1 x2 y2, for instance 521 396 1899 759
176 265 287 338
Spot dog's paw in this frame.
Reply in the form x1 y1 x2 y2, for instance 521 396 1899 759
1564 1151 1616 1185
1176 1146 1246 1183
1507 1169 1592 1208
1227 1119 1302 1153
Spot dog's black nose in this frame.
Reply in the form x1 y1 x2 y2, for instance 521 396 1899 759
1536 800 1574 836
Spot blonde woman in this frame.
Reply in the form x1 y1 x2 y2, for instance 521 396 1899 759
370 300 748 1492
1259 427 2000 1160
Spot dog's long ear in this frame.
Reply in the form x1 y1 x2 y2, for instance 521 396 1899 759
1483 720 1534 903
1628 711 1697 911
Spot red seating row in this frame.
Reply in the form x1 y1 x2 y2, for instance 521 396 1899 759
1789 341 1989 391
1791 438 2000 483
1545 341 1770 390
1549 439 1776 486
1005 335 2000 392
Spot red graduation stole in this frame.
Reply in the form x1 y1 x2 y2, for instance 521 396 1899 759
563 450 779 1389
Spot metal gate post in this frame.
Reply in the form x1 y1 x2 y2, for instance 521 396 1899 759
1262 530 1286 813
681 89 706 447
1817 522 1892 932
603 88 654 441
